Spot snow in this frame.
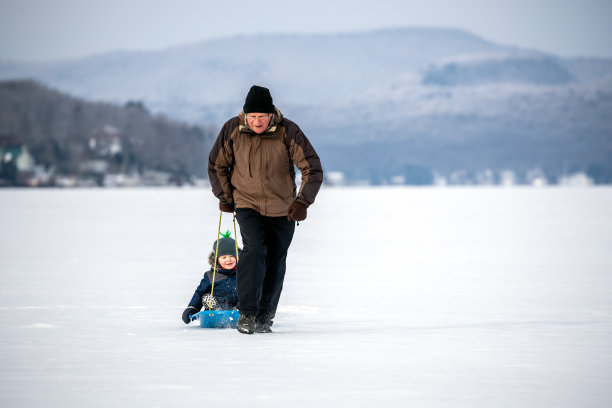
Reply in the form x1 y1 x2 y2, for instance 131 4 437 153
1 187 611 407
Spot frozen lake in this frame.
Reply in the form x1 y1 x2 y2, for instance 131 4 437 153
1 187 611 407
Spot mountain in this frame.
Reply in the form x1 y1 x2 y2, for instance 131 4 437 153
0 28 509 106
1 27 611 184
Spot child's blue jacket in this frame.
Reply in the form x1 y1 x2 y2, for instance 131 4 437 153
188 267 238 310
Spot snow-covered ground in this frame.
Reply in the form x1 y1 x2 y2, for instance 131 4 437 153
1 187 611 407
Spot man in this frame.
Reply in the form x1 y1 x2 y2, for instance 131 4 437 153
208 85 323 334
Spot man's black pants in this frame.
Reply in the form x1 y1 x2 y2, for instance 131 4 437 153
235 208 295 322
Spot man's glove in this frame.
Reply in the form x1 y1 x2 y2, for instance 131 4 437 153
182 306 199 324
219 201 234 213
287 200 307 221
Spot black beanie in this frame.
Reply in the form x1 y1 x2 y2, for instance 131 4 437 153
213 236 237 258
243 85 275 114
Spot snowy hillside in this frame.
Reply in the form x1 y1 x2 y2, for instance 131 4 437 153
0 28 508 105
3 27 609 114
1 187 611 407
1 27 611 184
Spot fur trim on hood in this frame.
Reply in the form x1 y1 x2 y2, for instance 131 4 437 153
238 107 283 134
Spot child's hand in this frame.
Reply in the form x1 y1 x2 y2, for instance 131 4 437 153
182 306 199 324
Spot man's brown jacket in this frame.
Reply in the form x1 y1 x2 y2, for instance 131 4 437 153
208 109 323 217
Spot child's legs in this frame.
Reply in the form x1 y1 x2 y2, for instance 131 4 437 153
201 293 217 310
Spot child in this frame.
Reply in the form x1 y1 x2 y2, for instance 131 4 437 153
181 231 241 324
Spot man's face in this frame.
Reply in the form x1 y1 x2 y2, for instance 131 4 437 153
246 113 272 134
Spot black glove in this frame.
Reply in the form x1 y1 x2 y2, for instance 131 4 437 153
219 201 234 213
287 200 307 221
182 306 199 324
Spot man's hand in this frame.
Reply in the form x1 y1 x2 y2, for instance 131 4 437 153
219 201 235 213
287 200 307 221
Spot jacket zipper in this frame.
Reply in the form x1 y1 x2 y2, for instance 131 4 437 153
261 137 266 214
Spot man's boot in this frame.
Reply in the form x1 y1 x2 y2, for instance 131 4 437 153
255 318 273 333
237 314 255 334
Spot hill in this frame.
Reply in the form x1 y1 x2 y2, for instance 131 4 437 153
1 27 611 184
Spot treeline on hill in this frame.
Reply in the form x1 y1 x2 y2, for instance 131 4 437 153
0 80 216 185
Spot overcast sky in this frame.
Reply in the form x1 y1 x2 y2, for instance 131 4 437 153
1 0 611 62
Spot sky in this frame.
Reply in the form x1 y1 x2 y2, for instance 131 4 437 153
1 0 611 62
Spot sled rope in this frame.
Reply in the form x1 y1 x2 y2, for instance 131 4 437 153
233 212 239 263
208 210 223 309
208 211 239 309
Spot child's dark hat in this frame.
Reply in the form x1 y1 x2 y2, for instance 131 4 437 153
213 230 237 258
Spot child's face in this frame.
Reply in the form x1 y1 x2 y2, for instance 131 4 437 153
218 255 236 269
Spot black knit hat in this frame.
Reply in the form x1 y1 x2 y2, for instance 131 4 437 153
213 230 237 258
243 85 275 114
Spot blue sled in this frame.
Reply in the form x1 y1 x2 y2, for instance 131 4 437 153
192 310 239 328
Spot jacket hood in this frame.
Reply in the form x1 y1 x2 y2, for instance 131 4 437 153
238 108 283 135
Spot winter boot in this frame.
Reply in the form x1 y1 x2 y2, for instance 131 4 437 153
255 318 273 333
237 314 256 334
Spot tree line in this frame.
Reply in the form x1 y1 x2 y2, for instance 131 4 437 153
0 80 217 183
